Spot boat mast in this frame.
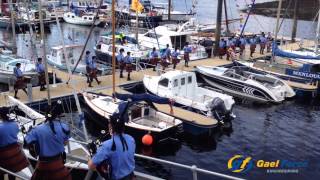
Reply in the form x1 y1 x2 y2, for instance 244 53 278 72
168 0 171 21
315 1 320 54
52 3 89 141
112 0 116 94
214 0 223 56
38 0 51 106
223 0 230 35
272 0 283 63
9 0 17 54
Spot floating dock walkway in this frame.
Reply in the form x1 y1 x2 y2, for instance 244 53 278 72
0 40 314 128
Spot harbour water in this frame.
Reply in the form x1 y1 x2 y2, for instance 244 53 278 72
0 0 320 179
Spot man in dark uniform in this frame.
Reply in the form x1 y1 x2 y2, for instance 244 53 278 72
13 63 28 99
116 48 125 78
88 115 136 180
171 47 180 69
24 108 71 180
0 107 29 180
36 58 46 91
124 52 133 81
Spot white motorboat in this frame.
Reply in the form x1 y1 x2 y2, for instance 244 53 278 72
0 53 38 86
143 70 235 121
136 24 208 61
83 92 183 142
46 44 111 75
6 96 90 172
195 66 296 103
94 34 146 64
63 11 101 26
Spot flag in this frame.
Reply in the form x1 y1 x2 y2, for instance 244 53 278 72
131 0 144 13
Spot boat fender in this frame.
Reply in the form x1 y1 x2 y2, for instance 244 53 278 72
208 97 228 122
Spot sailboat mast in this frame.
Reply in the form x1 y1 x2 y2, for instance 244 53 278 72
272 0 283 62
168 0 171 21
38 0 51 106
315 1 320 54
112 0 116 94
9 0 17 54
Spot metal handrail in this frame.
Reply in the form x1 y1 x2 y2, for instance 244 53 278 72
0 167 29 180
134 154 245 180
67 139 244 180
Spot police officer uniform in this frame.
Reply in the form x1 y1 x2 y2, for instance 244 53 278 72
85 51 92 84
250 37 257 57
24 120 71 180
0 107 29 178
88 56 101 87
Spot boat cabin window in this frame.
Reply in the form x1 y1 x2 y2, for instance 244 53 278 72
130 105 142 120
159 78 169 87
171 35 187 49
145 32 161 39
72 16 75 18
67 15 70 18
108 46 118 53
51 50 57 57
84 17 87 20
173 79 178 87
188 76 192 84
181 77 185 85
89 17 93 20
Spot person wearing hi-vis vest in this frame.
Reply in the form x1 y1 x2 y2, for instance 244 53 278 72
0 107 29 180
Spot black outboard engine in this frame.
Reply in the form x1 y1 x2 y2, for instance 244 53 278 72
208 97 230 123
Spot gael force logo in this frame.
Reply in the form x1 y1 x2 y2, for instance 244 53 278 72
228 155 254 173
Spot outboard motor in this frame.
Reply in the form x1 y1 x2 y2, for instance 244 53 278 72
208 97 229 123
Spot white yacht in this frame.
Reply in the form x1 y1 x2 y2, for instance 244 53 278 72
63 11 101 26
143 70 235 121
46 44 111 75
136 24 208 61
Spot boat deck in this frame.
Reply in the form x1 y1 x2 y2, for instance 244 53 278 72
0 40 313 127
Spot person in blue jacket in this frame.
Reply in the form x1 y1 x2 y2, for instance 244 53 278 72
24 107 72 180
36 58 46 91
88 115 136 180
0 107 29 180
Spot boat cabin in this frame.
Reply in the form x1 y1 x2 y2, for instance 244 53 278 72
47 45 83 66
157 71 196 98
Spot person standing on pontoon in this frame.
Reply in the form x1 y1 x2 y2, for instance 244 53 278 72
249 36 257 57
0 107 29 180
259 33 267 55
266 32 273 53
218 39 226 59
171 48 180 69
36 58 46 91
239 36 246 58
13 63 28 99
183 42 192 67
117 48 125 78
85 50 92 84
88 56 101 87
150 47 159 71
124 52 133 81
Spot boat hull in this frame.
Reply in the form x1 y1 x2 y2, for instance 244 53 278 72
83 104 181 143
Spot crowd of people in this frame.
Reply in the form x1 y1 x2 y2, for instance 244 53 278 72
218 32 273 60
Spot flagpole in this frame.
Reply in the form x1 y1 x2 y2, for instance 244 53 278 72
112 0 116 95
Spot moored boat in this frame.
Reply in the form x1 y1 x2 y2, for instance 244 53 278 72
195 66 295 103
63 11 101 26
143 70 235 122
82 92 183 142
